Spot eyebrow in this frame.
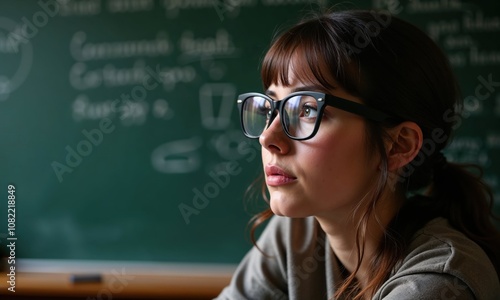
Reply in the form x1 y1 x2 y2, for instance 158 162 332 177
265 85 327 98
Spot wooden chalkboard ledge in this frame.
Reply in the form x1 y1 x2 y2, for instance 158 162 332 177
0 259 236 299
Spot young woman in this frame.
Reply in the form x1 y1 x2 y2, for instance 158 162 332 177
216 9 500 299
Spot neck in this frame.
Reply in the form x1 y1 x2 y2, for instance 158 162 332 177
315 188 402 289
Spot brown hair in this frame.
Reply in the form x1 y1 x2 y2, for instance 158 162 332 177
249 9 500 299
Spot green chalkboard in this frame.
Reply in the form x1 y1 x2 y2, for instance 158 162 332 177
1 0 499 266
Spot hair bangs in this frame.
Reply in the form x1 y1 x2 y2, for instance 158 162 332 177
261 17 361 95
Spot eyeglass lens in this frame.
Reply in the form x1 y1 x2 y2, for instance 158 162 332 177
242 95 318 139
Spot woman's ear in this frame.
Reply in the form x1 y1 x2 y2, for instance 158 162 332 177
385 122 423 171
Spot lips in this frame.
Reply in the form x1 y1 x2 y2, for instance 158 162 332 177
264 164 297 186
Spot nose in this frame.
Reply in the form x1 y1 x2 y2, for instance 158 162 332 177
259 112 291 154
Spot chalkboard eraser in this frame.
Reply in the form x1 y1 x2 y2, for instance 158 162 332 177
70 273 102 284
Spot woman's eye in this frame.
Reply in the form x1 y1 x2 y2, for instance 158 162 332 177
301 104 318 118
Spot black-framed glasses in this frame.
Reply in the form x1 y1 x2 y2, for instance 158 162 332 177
237 91 395 140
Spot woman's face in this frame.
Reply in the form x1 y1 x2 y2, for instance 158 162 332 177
260 80 381 220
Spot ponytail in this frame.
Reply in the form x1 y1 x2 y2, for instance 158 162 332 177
429 156 500 276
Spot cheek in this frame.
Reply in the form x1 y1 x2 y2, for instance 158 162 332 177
310 138 365 178
312 121 366 164
305 124 376 200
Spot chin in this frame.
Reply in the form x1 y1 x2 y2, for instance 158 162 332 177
270 200 311 218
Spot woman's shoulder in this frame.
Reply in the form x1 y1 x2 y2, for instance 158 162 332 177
383 217 500 299
215 216 331 300
405 217 495 271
